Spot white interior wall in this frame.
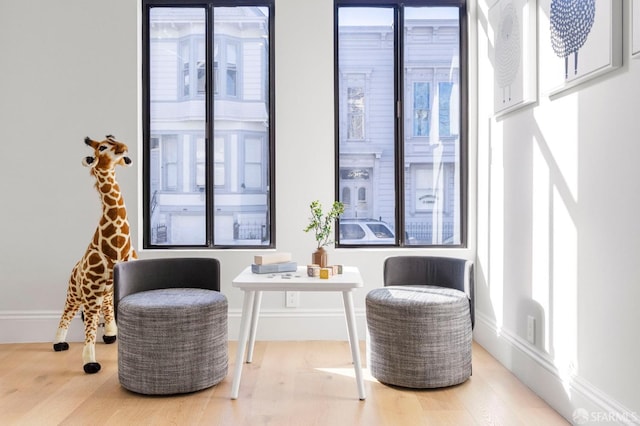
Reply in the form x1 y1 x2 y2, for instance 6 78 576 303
475 0 640 422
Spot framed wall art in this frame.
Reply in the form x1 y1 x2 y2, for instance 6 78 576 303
490 0 537 117
543 0 622 96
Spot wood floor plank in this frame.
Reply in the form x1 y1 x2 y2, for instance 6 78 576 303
0 341 569 426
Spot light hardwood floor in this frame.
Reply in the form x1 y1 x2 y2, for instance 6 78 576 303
0 340 568 425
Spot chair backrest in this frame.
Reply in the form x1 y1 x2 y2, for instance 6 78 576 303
114 257 221 317
383 256 474 328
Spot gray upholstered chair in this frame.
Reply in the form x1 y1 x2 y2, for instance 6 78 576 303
366 256 474 388
114 258 228 395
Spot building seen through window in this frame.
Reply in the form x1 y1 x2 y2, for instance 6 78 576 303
336 2 466 246
144 3 273 247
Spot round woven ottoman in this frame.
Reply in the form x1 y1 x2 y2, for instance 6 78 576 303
117 288 228 395
366 285 472 388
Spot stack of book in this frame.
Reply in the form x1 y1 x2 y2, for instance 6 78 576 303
251 252 297 274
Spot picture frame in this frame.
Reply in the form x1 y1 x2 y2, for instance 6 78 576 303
633 0 640 58
490 0 538 117
543 0 622 96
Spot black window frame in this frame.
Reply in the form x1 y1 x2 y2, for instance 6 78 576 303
334 0 468 248
142 0 276 249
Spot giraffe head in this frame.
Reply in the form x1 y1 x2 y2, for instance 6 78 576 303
83 135 132 170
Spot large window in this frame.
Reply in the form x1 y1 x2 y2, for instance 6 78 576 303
143 1 274 248
336 0 467 247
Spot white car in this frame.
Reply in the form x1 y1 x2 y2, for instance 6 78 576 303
338 219 395 245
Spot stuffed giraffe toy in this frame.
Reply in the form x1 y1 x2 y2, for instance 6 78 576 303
53 135 137 374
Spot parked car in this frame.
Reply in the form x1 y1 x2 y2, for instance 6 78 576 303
338 219 395 245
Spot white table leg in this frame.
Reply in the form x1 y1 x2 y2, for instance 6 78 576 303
342 291 366 400
231 290 255 399
246 290 263 363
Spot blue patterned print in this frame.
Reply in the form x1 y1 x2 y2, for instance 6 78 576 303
550 0 596 78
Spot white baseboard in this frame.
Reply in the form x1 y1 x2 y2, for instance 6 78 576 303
0 308 367 344
474 312 639 426
0 311 87 343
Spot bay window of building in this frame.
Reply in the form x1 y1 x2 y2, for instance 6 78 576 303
346 77 366 140
226 43 238 97
143 1 274 248
336 0 467 247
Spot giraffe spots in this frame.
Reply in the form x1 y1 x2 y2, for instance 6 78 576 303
87 251 102 262
104 196 117 208
101 240 118 259
103 223 117 238
104 207 128 222
82 254 99 273
120 240 131 257
85 271 104 283
83 307 100 319
86 253 105 272
105 207 118 222
109 234 125 246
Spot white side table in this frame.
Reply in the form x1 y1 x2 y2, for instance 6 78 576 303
230 266 366 400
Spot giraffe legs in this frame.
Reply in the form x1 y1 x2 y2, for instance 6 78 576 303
53 295 103 374
54 308 77 351
101 290 117 344
54 266 114 374
82 302 102 374
53 276 81 352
